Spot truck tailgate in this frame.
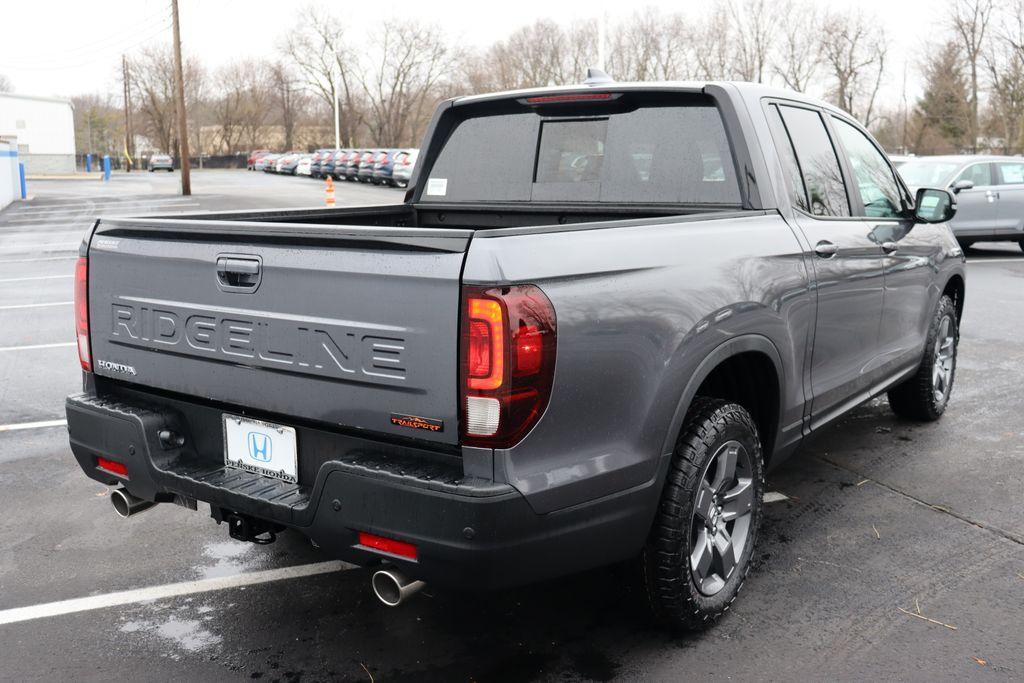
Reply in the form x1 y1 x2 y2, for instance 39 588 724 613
87 217 473 446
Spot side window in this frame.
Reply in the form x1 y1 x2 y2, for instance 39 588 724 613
832 117 902 218
766 104 810 213
778 105 850 217
957 163 993 186
996 162 1024 185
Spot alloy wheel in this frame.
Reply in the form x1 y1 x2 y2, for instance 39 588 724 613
689 440 755 596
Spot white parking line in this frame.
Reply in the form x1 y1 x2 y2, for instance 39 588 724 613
0 418 67 433
0 256 77 264
0 274 73 283
0 342 75 352
8 199 199 213
0 242 78 253
0 301 73 311
0 561 350 626
967 258 1024 264
764 491 789 503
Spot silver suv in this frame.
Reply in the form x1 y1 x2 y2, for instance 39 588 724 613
899 155 1024 251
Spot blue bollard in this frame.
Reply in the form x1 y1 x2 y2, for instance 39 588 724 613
102 155 110 182
85 154 92 173
18 162 26 199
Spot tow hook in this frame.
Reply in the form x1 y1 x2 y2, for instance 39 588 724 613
224 512 283 545
371 567 425 607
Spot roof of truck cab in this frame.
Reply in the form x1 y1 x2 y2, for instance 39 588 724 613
451 80 839 116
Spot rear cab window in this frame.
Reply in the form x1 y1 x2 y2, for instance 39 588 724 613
420 93 742 206
773 104 850 217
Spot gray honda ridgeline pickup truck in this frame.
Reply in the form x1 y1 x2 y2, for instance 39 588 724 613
66 79 965 628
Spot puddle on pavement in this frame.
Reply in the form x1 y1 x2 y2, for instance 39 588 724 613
119 610 224 657
197 539 259 580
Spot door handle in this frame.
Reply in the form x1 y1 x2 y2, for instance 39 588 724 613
881 241 898 254
216 256 261 291
814 241 839 258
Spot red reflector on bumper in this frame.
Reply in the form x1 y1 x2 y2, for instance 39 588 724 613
97 457 128 477
358 532 418 560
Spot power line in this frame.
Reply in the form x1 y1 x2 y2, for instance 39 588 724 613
0 12 172 68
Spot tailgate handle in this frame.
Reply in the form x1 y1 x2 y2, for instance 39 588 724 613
216 256 261 291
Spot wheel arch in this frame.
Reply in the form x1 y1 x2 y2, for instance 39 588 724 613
942 273 965 323
661 335 786 468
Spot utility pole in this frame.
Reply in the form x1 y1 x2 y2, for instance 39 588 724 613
333 87 340 150
171 0 191 195
122 55 133 172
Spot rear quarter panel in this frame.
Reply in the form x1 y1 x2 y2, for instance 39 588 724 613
463 213 813 514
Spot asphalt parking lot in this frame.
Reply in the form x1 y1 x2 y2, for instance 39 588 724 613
1 170 1022 681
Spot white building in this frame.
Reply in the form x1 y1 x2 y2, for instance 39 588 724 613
0 93 76 174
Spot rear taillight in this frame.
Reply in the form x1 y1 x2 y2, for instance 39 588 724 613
75 256 91 372
460 285 556 448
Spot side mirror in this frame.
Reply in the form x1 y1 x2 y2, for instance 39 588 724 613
951 179 974 193
914 187 957 224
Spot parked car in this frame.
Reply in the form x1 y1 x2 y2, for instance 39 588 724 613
320 150 340 179
309 148 333 178
339 150 362 181
372 149 397 185
67 79 964 630
898 155 1024 251
357 149 380 182
888 154 915 168
390 149 419 187
296 154 314 177
278 152 302 175
148 154 174 172
257 153 280 172
247 150 271 170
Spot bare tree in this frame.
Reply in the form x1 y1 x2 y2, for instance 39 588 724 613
983 0 1024 153
360 20 461 146
692 5 738 80
950 0 995 152
212 59 270 153
728 0 779 82
283 6 364 146
270 61 302 150
609 9 690 81
131 46 204 154
772 1 823 92
820 11 888 126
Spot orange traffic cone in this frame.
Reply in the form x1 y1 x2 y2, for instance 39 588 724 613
325 176 336 206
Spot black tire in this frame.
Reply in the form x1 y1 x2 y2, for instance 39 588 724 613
641 397 764 630
887 295 959 421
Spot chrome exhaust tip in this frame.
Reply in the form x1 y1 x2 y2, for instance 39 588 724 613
111 488 156 518
371 567 424 607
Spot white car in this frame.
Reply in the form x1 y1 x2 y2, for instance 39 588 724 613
296 155 313 176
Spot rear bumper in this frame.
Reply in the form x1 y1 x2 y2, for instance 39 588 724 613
65 387 654 590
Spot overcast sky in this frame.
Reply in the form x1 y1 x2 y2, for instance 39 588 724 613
1 0 944 105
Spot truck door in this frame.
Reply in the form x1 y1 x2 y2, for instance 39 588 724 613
767 103 886 426
829 114 942 375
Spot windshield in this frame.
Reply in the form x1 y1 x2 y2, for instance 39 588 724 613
898 161 959 187
421 95 740 205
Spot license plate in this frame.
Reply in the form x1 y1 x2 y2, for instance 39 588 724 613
223 414 298 483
